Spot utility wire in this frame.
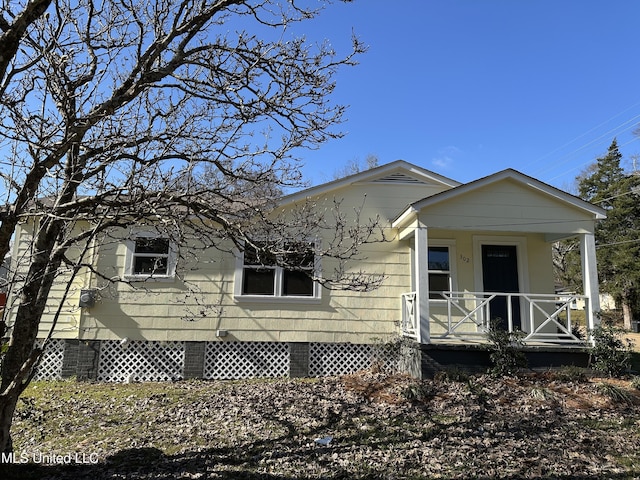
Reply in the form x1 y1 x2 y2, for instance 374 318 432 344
531 97 640 165
593 187 640 204
596 238 640 249
546 136 640 184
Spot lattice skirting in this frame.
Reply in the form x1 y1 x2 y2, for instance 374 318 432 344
32 339 394 382
98 340 185 382
33 338 66 380
204 342 290 379
309 342 379 377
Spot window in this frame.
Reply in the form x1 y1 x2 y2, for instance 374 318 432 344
125 234 177 279
242 247 277 295
239 243 317 299
428 246 451 300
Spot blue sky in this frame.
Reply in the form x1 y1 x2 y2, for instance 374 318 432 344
296 0 640 190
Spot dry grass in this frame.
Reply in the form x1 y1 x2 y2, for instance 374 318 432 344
5 371 640 479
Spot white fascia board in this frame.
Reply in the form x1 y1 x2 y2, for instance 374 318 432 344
278 160 460 207
391 205 419 229
408 169 607 220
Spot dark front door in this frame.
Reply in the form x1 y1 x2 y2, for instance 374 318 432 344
481 245 521 330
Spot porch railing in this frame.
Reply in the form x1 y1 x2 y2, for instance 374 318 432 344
401 291 590 345
401 292 418 339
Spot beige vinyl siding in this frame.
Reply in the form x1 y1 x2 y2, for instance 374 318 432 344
346 181 449 221
80 234 409 343
78 179 442 343
420 178 596 234
7 220 86 339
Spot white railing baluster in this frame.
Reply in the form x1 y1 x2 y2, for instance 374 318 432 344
507 294 513 332
529 298 535 334
401 291 589 346
401 292 418 340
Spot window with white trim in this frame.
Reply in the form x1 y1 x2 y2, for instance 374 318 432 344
428 246 451 300
239 243 318 298
125 235 177 279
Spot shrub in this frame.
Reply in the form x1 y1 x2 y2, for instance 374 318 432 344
402 382 437 403
486 320 528 377
434 367 470 383
597 382 633 405
589 320 634 378
553 365 588 383
530 387 557 402
631 376 640 390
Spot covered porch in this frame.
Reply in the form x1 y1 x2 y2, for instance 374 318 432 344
392 170 606 348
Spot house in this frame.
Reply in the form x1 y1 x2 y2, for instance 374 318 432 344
0 253 9 308
557 291 616 312
6 160 606 381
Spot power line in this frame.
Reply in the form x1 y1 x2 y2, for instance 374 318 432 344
545 136 640 184
530 100 640 172
545 123 640 179
385 218 599 231
596 238 640 249
593 186 640 204
523 101 640 185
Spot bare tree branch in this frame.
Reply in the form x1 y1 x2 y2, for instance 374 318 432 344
0 0 52 88
0 0 373 454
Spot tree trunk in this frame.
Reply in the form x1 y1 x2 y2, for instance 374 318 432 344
0 393 18 455
0 346 43 453
0 218 64 452
622 300 634 331
0 311 45 453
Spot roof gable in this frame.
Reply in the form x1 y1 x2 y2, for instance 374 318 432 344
393 169 606 229
280 160 460 205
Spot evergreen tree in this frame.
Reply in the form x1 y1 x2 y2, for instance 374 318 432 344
577 139 640 329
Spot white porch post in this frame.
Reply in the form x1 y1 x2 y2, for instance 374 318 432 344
580 232 601 336
415 224 430 344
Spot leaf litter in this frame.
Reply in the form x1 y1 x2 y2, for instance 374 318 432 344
7 370 640 479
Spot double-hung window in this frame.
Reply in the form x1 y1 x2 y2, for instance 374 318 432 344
428 246 452 300
238 243 318 299
125 234 177 280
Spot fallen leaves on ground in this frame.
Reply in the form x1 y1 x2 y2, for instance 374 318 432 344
6 371 640 479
